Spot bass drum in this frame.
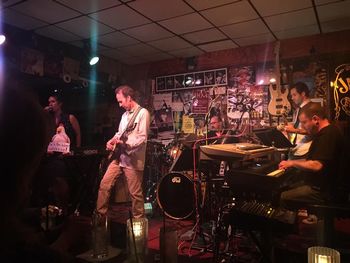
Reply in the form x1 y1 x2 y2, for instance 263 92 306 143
157 172 194 220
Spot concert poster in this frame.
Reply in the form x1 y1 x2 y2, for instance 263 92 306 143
182 115 195 134
20 48 44 76
192 89 209 114
179 90 193 115
154 108 174 133
44 53 63 78
227 66 255 120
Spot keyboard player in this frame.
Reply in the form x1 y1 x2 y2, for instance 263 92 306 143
278 103 345 207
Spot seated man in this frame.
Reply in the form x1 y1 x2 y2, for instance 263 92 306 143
279 102 345 207
206 115 238 144
206 115 224 144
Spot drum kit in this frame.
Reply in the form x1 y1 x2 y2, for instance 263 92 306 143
144 135 216 220
144 138 193 219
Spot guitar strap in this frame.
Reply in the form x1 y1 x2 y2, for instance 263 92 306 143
125 106 143 132
291 107 301 145
118 106 143 140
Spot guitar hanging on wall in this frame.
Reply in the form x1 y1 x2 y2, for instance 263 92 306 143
267 41 291 116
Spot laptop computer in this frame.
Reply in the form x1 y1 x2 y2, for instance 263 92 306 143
254 128 294 148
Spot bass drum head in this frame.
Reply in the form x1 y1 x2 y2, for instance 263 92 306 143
157 172 194 220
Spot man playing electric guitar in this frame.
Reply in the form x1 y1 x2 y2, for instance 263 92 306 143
284 82 312 159
96 85 150 218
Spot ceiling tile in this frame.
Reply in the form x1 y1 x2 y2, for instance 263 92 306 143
142 52 174 62
89 5 151 30
3 8 48 30
159 13 212 34
100 48 132 60
35 25 81 42
56 16 114 39
201 1 258 26
122 23 174 42
148 37 192 51
185 0 240 11
117 43 160 57
265 8 317 31
98 31 139 48
55 0 121 14
1 0 22 8
182 28 227 44
128 0 192 21
11 0 80 23
69 40 84 48
321 17 350 33
317 1 350 22
234 32 275 46
198 40 237 52
274 24 319 39
220 19 269 39
169 47 203 57
250 0 311 17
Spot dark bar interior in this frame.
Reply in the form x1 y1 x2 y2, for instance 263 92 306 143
1 1 350 262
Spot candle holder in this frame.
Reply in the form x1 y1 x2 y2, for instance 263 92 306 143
308 246 340 263
126 218 148 263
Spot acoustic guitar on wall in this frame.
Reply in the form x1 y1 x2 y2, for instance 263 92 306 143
268 41 291 116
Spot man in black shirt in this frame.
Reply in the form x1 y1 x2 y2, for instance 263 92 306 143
279 102 344 206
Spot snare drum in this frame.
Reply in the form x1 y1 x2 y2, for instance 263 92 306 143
157 172 194 220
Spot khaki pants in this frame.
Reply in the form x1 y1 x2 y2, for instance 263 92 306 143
96 160 144 218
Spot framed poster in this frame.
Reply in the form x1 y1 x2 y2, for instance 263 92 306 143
156 68 227 92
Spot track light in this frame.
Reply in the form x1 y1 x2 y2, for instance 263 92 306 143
0 34 6 45
89 56 99 66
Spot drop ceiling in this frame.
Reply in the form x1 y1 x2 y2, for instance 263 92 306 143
2 0 350 65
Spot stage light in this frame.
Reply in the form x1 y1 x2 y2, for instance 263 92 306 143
269 78 276 83
195 79 201 85
308 246 340 263
127 218 148 262
258 80 264 85
89 56 99 66
0 35 5 45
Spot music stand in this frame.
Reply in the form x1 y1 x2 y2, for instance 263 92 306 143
254 128 294 148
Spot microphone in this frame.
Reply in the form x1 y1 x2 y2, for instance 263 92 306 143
44 106 53 112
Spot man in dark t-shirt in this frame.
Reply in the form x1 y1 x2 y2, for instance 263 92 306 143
278 102 344 206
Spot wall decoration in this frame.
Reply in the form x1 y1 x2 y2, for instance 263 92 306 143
333 64 350 120
154 108 174 133
156 68 227 92
192 89 209 114
20 47 44 76
63 57 80 80
172 111 183 133
44 53 63 78
152 93 172 110
182 115 195 133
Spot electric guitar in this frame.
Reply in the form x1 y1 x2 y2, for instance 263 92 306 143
268 41 291 116
107 122 137 163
